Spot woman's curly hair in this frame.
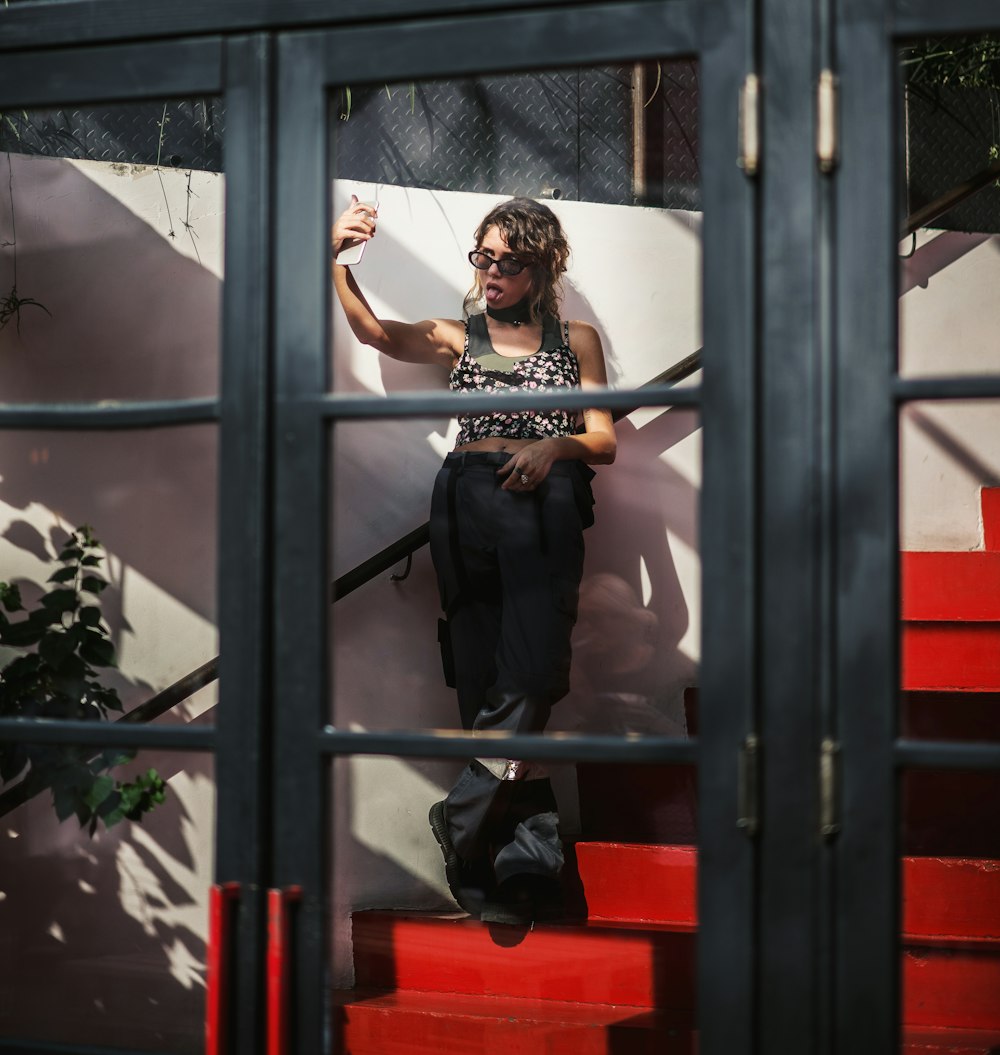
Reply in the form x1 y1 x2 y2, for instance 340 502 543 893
463 197 570 322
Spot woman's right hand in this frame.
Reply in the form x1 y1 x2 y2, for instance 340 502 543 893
331 195 378 261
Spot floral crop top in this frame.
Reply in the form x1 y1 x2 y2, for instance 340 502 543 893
450 313 581 447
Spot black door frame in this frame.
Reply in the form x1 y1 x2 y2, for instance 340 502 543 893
0 32 274 1054
270 4 756 1053
830 2 1000 1054
14 0 996 1052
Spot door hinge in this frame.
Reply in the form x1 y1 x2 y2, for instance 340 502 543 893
736 734 760 837
738 73 761 177
820 737 841 839
817 69 839 173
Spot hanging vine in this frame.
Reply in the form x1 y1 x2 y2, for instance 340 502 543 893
0 152 51 335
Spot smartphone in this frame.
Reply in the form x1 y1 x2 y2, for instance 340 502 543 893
337 200 378 266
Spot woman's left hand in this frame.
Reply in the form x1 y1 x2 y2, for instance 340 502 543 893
497 440 558 492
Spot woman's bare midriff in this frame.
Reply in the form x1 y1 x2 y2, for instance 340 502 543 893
453 437 539 454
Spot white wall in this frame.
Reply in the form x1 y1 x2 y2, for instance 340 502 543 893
899 229 1000 550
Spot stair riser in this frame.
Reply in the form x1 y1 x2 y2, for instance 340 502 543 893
574 844 696 925
901 552 1000 621
336 1003 1000 1055
336 1007 695 1055
353 914 999 1029
354 916 695 1010
573 845 1000 942
904 948 1000 1031
902 624 1000 691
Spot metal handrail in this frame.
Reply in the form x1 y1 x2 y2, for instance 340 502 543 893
902 158 1000 238
0 349 703 817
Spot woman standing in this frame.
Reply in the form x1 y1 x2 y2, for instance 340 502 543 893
332 195 615 924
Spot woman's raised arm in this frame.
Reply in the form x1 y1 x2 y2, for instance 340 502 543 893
332 197 463 367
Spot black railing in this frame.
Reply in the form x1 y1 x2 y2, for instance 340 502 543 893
902 158 1000 238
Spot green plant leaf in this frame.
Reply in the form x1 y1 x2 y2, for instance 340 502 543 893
1 620 45 647
38 631 75 666
79 635 115 667
83 774 114 810
0 583 23 612
90 685 123 712
96 748 133 770
52 784 79 822
47 567 78 584
40 589 78 613
0 527 151 835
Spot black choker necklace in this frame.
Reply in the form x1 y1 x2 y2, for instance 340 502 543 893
486 298 533 326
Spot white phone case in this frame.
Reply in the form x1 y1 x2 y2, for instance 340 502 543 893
337 200 378 266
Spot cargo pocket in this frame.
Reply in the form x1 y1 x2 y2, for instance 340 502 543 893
551 575 581 625
570 462 596 529
437 617 457 688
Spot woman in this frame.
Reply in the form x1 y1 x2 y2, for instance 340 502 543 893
332 195 615 924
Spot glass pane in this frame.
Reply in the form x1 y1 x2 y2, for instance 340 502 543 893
0 426 218 1046
0 98 224 402
0 426 219 724
898 34 1000 377
330 756 697 1049
898 273 1000 1052
330 406 702 736
0 748 215 1054
326 57 701 1051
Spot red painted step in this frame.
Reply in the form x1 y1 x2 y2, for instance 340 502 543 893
902 623 1000 691
904 1026 1000 1053
901 552 1000 622
904 857 1000 942
334 990 1000 1054
345 848 1000 1049
353 912 696 1011
903 943 1000 1030
571 844 1000 942
332 990 695 1055
900 539 1000 691
573 843 696 924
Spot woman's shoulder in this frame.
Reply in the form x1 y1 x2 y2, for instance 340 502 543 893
565 320 602 354
430 316 468 336
424 317 468 359
565 319 598 340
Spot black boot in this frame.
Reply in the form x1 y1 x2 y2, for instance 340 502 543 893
428 800 494 916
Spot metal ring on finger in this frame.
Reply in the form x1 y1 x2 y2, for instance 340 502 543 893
520 474 530 486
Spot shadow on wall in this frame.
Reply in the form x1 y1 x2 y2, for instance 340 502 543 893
0 153 221 1050
0 752 215 1054
0 154 221 629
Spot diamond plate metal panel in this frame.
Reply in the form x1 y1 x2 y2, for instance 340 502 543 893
0 98 223 172
578 65 634 205
333 62 700 209
637 59 700 210
905 85 1000 234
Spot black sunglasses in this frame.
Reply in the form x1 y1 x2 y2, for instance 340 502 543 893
468 250 531 277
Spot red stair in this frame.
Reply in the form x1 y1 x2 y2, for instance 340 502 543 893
900 487 1000 859
336 844 1000 1051
901 485 1000 692
333 487 1000 1052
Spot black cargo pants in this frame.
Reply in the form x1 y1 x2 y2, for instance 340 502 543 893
429 450 593 885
